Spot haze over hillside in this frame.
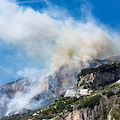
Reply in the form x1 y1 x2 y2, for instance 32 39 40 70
2 58 120 120
0 56 120 119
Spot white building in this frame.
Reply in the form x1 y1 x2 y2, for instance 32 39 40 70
79 89 90 96
65 90 77 97
65 89 91 98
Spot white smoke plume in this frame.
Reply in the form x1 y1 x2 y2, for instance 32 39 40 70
0 0 120 72
0 0 120 117
6 78 44 115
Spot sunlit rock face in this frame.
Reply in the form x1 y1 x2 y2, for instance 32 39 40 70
0 78 33 98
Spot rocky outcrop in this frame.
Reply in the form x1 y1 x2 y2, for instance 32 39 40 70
78 63 120 89
54 106 101 120
0 78 33 98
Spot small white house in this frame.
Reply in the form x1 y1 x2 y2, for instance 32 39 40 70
79 89 90 96
65 89 91 97
65 90 77 97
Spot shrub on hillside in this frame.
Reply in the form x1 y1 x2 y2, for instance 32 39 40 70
107 91 115 98
66 105 73 112
116 90 120 97
56 101 65 112
102 91 106 95
77 95 101 109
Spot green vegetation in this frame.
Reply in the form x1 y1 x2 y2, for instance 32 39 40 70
77 95 101 109
78 62 119 77
101 106 107 120
102 91 106 95
65 105 73 112
116 89 120 97
2 114 22 120
106 91 115 98
111 109 120 120
89 85 97 91
78 68 95 77
98 106 111 120
56 101 65 112
110 101 120 120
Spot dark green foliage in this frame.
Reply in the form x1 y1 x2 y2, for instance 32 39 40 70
33 108 56 120
2 114 22 120
102 91 106 95
54 96 78 113
42 109 49 116
50 107 57 114
101 106 107 119
78 62 120 77
89 85 97 91
99 105 111 120
56 101 65 112
55 99 58 102
65 97 78 104
78 68 95 77
116 89 120 97
77 95 101 109
111 108 120 120
83 86 87 89
65 105 73 112
107 91 115 98
97 63 118 73
110 98 120 120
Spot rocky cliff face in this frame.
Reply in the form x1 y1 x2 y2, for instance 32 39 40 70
0 78 33 98
53 106 101 120
0 78 34 119
0 76 59 118
78 63 120 90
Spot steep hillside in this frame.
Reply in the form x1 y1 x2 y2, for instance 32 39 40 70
78 62 120 90
2 62 120 120
0 55 120 119
4 82 120 120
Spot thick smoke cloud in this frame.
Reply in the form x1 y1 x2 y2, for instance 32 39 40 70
0 0 120 72
0 0 120 116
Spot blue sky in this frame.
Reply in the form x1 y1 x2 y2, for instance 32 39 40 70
0 0 120 86
17 0 120 29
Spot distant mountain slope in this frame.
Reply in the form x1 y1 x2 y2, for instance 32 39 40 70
0 78 32 98
0 78 33 119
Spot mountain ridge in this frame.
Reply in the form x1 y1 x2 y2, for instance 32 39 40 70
1 55 120 119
